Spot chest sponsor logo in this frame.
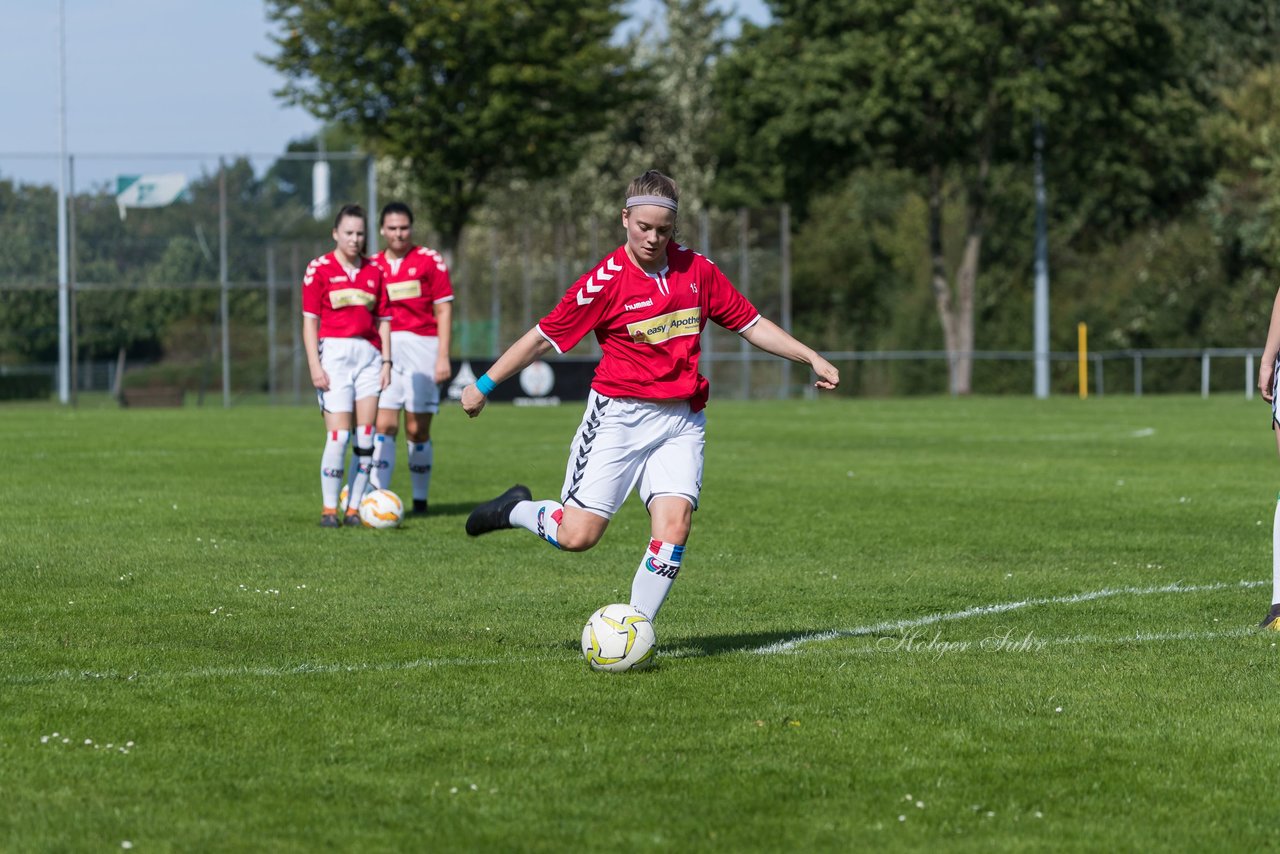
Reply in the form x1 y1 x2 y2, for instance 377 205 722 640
387 279 423 301
329 288 376 310
627 307 701 344
625 298 654 311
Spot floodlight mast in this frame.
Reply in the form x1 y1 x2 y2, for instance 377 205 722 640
57 0 70 404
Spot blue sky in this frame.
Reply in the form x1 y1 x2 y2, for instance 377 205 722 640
0 1 768 191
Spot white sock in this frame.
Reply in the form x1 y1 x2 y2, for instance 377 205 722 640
630 539 684 620
346 425 375 511
509 499 563 549
1272 493 1280 606
320 429 350 510
408 440 433 502
370 433 396 490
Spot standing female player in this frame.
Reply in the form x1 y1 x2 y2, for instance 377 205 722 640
460 170 839 621
1257 286 1280 629
302 204 392 527
368 202 454 515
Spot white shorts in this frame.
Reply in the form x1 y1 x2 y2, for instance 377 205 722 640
316 337 382 413
378 331 442 414
560 390 705 519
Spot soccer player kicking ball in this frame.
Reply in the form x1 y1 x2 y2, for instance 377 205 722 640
460 170 839 621
1257 286 1280 630
302 204 392 528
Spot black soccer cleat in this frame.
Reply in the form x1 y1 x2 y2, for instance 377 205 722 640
465 484 532 536
1260 603 1280 631
343 510 363 527
319 512 341 529
412 499 429 516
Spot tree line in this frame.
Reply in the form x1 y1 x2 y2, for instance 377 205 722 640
2 0 1278 396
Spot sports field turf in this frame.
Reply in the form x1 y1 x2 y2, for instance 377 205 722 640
3 394 1277 851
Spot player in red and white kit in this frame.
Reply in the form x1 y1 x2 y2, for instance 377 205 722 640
302 204 392 528
460 171 839 621
368 202 454 515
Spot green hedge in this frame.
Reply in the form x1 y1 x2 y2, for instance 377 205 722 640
0 374 51 401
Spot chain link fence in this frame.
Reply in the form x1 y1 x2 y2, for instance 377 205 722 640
1 151 1265 405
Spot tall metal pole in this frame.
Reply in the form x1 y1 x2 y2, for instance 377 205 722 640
779 203 792 398
69 155 77 404
1033 114 1050 399
219 158 230 407
267 244 277 402
56 0 70 403
365 156 378 255
738 208 751 400
699 209 712 385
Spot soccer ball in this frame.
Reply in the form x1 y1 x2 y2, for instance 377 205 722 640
581 604 656 672
358 488 404 529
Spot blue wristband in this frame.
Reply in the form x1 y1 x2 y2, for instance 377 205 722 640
475 373 497 396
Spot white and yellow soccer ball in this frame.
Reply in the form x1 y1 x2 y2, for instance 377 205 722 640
358 488 404 529
581 603 656 672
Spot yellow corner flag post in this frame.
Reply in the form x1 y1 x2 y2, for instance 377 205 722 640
1077 322 1088 400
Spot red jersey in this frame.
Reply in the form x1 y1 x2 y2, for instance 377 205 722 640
537 243 759 411
370 245 454 336
301 252 389 348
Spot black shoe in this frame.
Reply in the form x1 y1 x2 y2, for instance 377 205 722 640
1260 603 1280 631
412 499 428 516
343 510 363 527
466 485 531 536
319 513 340 529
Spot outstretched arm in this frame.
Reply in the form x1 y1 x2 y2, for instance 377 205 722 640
460 327 555 417
1261 288 1280 403
740 317 840 390
303 316 328 391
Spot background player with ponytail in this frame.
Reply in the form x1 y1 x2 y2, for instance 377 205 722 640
301 204 391 527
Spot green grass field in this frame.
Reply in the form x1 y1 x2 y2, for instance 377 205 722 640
3 394 1278 852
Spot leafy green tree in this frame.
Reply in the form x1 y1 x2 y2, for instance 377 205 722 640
715 0 1215 393
263 0 636 251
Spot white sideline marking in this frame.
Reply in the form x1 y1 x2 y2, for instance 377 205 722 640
747 579 1267 655
6 581 1267 685
970 427 1155 443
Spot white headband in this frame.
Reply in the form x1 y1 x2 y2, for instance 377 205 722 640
626 194 678 212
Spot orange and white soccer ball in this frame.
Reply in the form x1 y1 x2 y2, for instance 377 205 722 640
358 489 404 529
581 603 656 672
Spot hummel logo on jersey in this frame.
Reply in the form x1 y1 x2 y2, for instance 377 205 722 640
576 258 624 306
625 298 654 311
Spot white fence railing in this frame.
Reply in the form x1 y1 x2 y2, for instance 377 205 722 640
3 347 1267 403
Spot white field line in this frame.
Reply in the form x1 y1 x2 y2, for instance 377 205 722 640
746 579 1268 655
5 580 1267 684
